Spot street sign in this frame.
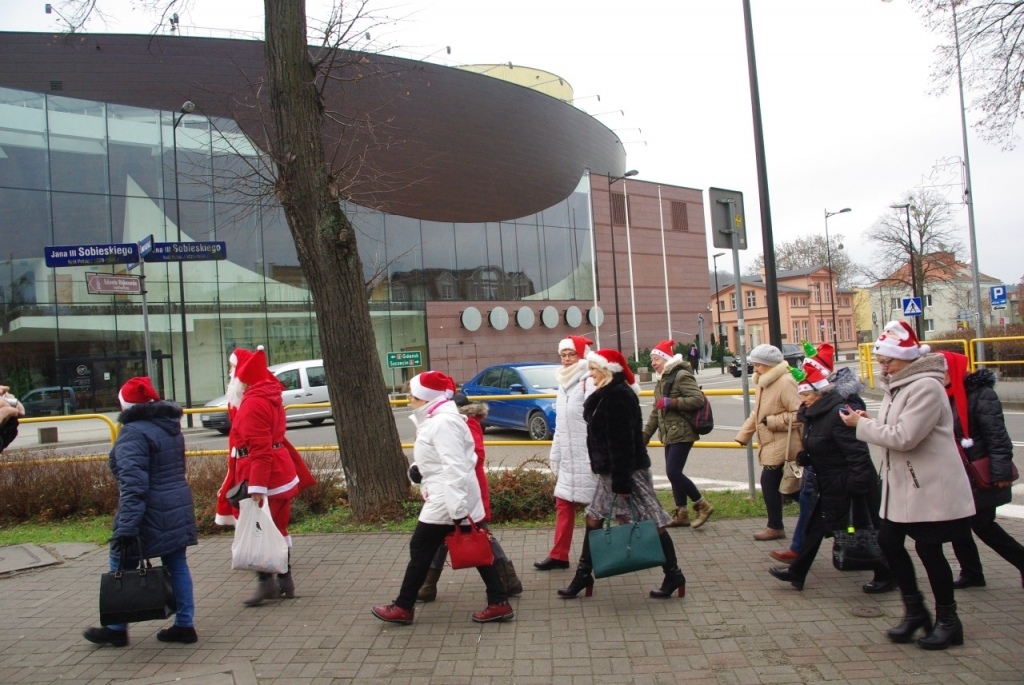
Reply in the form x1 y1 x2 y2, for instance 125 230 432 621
902 297 923 317
45 243 139 267
86 273 142 295
127 234 155 271
993 305 1006 310
708 188 747 250
387 351 422 369
990 285 1008 307
144 241 228 262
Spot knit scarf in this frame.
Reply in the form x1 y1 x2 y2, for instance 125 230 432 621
557 360 586 389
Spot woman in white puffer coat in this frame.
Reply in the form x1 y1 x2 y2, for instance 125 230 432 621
535 336 598 571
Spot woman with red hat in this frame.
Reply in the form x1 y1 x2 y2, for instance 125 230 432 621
642 339 713 529
557 349 686 600
841 321 975 650
938 350 1024 591
372 370 513 625
228 346 316 606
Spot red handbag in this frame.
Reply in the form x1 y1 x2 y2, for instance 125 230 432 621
445 518 495 569
957 445 1020 490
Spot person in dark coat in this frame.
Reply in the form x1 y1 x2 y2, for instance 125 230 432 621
83 377 198 647
0 384 23 452
939 351 1024 589
768 359 886 591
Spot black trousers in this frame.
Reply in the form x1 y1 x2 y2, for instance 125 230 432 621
878 519 955 606
395 521 507 611
952 506 1024 579
761 466 785 530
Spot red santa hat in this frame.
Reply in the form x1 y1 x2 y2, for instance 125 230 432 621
118 376 160 410
650 339 681 363
938 350 973 448
558 335 594 358
804 342 834 378
228 347 253 375
586 348 641 394
410 370 456 402
235 345 272 385
795 362 830 394
874 320 930 361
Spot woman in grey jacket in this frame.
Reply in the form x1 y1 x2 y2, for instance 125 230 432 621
841 322 975 651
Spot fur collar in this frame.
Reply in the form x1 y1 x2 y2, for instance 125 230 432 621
829 367 864 398
459 402 489 419
964 367 997 393
654 357 684 382
755 360 792 388
119 400 183 424
881 352 946 392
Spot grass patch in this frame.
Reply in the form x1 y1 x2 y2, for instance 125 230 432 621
0 489 796 545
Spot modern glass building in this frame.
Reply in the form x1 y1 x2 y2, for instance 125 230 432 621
0 85 597 413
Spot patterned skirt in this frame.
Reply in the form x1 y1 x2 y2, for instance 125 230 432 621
586 469 673 527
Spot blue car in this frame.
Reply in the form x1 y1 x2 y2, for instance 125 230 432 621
461 362 560 441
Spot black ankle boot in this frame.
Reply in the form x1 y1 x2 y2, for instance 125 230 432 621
917 602 964 650
887 592 933 643
558 564 594 598
650 531 686 598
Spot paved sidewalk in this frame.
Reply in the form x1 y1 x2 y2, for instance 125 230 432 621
3 518 1024 684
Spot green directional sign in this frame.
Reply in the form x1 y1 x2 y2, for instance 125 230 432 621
387 351 422 369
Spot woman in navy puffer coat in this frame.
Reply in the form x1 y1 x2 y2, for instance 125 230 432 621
83 377 198 648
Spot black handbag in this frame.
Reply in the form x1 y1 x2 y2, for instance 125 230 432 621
831 498 885 572
588 498 666 579
99 538 176 626
226 479 249 506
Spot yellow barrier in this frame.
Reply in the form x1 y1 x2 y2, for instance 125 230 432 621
969 336 1024 372
859 338 970 388
17 413 120 443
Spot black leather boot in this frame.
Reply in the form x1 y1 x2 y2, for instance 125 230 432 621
650 531 686 598
277 567 295 599
558 533 594 598
917 602 964 650
887 592 934 643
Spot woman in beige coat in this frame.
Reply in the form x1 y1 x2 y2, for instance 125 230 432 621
841 321 975 651
735 345 802 541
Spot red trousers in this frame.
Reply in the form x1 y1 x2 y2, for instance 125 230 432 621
549 497 577 562
268 497 292 542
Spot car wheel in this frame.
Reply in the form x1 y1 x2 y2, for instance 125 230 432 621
217 428 230 435
528 412 552 441
308 418 326 426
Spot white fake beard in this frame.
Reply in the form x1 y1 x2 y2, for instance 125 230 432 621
226 375 246 409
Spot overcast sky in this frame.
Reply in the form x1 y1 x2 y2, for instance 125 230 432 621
5 0 1021 288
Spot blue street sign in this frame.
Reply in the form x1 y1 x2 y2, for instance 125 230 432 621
45 243 140 268
902 297 923 317
990 285 1008 307
144 241 228 262
127 234 155 271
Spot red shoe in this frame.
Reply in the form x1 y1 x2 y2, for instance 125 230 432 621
471 602 515 623
769 549 798 563
371 603 414 625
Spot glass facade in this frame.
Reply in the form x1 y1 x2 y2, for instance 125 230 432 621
0 86 594 413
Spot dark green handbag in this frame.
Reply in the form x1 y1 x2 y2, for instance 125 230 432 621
588 498 666 579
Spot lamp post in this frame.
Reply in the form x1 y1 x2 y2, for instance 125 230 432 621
606 170 638 353
824 207 851 351
172 101 196 424
890 203 923 339
713 252 726 374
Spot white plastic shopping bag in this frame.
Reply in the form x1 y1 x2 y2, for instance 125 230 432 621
231 498 289 574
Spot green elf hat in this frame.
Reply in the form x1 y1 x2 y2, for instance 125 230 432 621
789 366 807 384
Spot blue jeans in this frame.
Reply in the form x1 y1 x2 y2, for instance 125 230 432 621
790 466 815 553
106 546 194 630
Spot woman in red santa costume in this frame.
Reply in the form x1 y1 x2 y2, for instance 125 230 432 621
226 346 315 606
214 347 252 527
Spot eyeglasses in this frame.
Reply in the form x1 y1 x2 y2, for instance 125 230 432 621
876 357 895 367
559 352 578 359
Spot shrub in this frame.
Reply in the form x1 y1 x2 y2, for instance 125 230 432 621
486 458 556 522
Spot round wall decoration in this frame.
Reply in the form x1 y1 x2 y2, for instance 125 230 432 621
460 307 482 331
516 306 535 329
588 306 605 327
540 306 559 329
564 305 583 328
489 307 509 330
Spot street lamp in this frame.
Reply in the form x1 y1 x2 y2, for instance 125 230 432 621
712 252 726 374
824 207 851 352
607 169 638 353
172 100 196 424
890 203 924 340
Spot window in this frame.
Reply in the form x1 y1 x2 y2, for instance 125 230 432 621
801 320 809 340
792 322 800 341
827 320 835 342
824 285 832 304
844 319 852 341
478 368 503 388
800 297 807 307
925 294 933 307
925 319 935 332
791 297 798 307
276 369 301 391
671 201 689 231
730 293 736 309
307 366 327 388
498 369 524 390
718 299 725 312
611 193 628 225
812 283 820 303
746 290 756 308
843 297 850 307
891 298 899 310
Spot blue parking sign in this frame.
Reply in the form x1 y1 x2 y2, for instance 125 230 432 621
990 285 1007 307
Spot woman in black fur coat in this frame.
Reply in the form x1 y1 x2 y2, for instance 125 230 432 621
939 351 1024 590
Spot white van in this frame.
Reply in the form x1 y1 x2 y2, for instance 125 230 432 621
200 358 332 433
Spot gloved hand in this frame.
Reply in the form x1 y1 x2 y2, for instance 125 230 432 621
452 516 467 526
796 450 812 467
109 535 137 554
656 397 671 410
408 464 422 484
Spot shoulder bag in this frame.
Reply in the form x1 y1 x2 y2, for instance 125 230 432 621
588 498 666 579
445 517 495 569
779 419 803 495
99 537 176 626
831 498 885 572
957 444 1019 490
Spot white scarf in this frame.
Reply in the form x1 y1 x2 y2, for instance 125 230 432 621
556 361 586 389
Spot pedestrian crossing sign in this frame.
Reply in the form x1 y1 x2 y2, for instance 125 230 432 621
902 297 923 317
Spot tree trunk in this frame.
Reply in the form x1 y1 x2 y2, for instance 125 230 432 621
263 0 409 519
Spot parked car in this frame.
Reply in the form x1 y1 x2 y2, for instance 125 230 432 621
21 386 76 417
728 343 805 378
461 363 559 441
200 358 332 434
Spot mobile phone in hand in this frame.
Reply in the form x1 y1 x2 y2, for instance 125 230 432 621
838 407 850 415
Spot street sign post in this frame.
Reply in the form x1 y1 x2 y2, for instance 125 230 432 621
387 351 422 369
902 297 923 317
85 273 141 295
45 243 139 268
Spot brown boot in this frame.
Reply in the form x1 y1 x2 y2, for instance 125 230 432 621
753 527 786 541
691 499 714 529
417 567 442 603
243 573 279 606
668 507 690 527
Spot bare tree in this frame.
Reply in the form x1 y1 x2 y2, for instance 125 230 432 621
61 0 413 520
708 269 734 295
862 189 965 293
910 0 1024 148
744 233 859 287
